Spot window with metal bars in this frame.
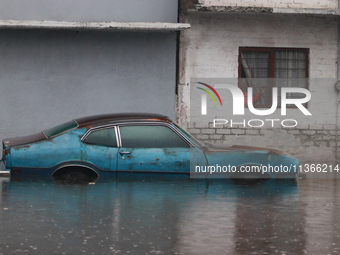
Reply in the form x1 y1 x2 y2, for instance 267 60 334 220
239 47 309 108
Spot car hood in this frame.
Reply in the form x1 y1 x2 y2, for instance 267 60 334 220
2 132 47 147
203 144 286 156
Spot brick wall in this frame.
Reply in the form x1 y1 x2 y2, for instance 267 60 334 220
188 124 339 162
178 12 339 162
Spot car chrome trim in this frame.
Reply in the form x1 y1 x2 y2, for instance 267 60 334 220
41 132 49 139
119 151 131 156
114 126 119 147
81 121 195 147
117 122 194 147
116 125 122 147
81 125 117 143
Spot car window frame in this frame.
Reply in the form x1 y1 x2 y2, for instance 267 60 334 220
81 121 195 148
81 125 119 148
117 122 193 148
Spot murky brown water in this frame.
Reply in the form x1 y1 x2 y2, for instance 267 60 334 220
0 176 338 255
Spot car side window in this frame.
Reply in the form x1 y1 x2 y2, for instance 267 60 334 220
83 128 117 147
119 125 189 148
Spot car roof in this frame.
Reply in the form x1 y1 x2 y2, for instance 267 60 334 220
75 113 172 128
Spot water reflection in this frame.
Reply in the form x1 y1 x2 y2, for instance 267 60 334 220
297 179 340 255
174 179 303 255
0 176 337 254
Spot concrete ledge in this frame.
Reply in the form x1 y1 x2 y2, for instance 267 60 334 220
273 8 340 16
189 5 340 16
0 20 191 32
190 6 273 13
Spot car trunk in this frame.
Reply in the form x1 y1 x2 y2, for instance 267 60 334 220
2 132 47 148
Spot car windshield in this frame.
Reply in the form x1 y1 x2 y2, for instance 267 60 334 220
43 120 78 138
174 123 204 147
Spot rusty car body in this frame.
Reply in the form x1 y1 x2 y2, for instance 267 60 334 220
0 113 299 179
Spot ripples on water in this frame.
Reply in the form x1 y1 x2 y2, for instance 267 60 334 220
0 176 338 255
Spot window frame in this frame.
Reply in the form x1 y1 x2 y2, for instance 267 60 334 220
238 47 309 108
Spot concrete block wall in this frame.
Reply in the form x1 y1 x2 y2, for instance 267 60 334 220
188 124 339 162
199 0 338 9
178 12 339 162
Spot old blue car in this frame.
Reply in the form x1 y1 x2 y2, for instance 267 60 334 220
0 113 299 180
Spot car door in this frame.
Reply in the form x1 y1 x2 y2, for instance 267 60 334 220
117 124 191 173
81 126 119 171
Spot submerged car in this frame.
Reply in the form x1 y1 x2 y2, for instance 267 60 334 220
1 113 299 180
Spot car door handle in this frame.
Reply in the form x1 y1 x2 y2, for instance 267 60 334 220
119 151 131 156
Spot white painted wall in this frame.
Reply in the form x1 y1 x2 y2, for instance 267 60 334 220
181 13 337 80
199 0 338 9
178 12 339 162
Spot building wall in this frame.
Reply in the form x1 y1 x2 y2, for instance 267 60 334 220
178 12 339 162
0 30 177 139
0 0 178 23
0 0 180 148
199 0 338 9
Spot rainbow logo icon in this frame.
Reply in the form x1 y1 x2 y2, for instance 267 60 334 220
196 82 223 106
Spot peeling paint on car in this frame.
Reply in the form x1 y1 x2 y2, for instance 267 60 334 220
1 113 299 179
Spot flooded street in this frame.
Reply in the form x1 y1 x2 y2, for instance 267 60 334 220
0 176 338 255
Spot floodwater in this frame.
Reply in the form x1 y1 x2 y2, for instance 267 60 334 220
0 176 338 255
